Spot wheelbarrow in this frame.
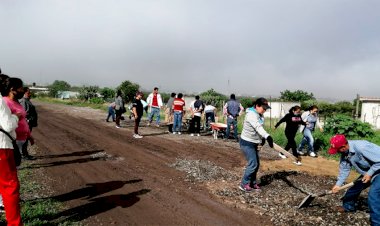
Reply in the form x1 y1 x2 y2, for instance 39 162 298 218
209 122 227 139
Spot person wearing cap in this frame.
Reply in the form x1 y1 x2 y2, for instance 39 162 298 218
238 97 273 192
298 105 323 157
328 134 380 225
223 94 244 141
132 92 144 139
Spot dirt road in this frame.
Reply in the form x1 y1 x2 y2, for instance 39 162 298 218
30 102 272 225
28 101 369 225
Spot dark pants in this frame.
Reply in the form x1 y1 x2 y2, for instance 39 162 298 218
115 110 122 126
284 131 299 158
205 112 215 129
225 117 238 139
189 116 201 134
134 117 141 134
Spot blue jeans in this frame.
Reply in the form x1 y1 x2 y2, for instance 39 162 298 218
342 175 380 225
106 106 115 121
240 138 260 186
298 128 314 153
225 117 238 139
173 111 183 132
148 107 160 124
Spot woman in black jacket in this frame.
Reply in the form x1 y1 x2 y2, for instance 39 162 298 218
274 106 306 165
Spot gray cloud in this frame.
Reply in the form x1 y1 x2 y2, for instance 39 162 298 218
1 0 380 100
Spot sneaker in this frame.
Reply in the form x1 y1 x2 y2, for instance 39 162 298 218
293 161 302 166
297 150 305 156
156 124 160 128
172 132 177 135
278 153 287 159
252 184 261 191
147 122 151 126
178 132 181 135
309 152 317 157
133 134 143 139
190 134 194 136
238 183 252 192
115 125 121 128
197 133 200 137
23 155 36 160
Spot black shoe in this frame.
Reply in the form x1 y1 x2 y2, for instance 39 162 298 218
23 155 36 160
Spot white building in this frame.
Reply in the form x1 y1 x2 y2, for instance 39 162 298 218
263 101 300 119
360 97 380 129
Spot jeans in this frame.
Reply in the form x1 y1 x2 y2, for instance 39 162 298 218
106 106 115 121
173 111 183 132
369 175 380 225
240 138 260 186
342 175 380 225
205 112 215 129
148 107 160 125
298 128 314 153
225 117 238 139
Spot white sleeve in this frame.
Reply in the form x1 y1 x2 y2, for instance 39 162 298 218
0 97 19 132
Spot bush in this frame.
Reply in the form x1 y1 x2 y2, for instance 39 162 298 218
88 97 105 104
324 114 374 138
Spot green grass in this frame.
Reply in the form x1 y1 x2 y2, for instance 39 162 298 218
36 97 107 111
0 163 82 225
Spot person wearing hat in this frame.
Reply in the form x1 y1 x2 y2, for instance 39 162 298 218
238 97 273 192
328 134 380 225
132 91 144 139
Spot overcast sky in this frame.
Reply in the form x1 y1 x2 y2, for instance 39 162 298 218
1 0 379 101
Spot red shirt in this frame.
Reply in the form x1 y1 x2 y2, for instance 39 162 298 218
152 94 159 107
173 98 185 112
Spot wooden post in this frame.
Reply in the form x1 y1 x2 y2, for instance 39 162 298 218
355 94 360 120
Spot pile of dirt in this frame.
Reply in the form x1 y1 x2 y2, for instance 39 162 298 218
171 158 370 226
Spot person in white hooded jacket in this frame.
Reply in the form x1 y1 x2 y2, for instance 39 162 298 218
239 97 273 192
0 73 23 225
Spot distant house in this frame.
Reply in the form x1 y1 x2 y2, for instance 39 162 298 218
29 86 49 94
263 101 300 119
360 97 380 129
57 91 79 99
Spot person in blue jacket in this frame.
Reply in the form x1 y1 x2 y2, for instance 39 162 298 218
328 134 380 226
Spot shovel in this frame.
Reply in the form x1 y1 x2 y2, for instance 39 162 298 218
273 142 298 161
298 179 360 208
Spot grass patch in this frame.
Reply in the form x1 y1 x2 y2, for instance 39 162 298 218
0 162 82 226
36 97 107 111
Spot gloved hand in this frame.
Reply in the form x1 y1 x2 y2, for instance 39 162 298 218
266 136 274 148
261 138 266 146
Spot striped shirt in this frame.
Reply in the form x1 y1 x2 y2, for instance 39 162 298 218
336 140 380 186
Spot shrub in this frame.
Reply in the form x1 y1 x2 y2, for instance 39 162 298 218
324 114 374 138
88 97 105 104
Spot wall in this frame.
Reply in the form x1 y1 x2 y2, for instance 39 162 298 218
361 102 380 129
263 102 300 119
